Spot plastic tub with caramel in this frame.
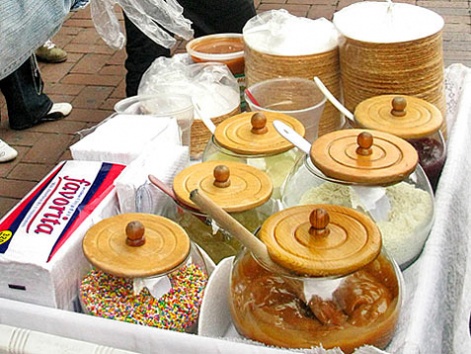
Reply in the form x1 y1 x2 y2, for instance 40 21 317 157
186 33 245 75
229 205 404 353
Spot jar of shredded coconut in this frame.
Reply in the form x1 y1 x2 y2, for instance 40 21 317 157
281 129 434 269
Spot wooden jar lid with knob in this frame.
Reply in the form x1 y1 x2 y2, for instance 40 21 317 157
259 204 382 276
173 160 273 213
213 111 305 155
82 213 191 278
354 95 443 139
310 129 418 185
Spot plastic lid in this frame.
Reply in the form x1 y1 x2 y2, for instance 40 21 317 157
214 111 305 155
186 33 244 61
243 10 339 55
333 1 444 43
310 129 418 185
260 205 382 276
82 213 190 278
354 95 443 139
173 160 273 213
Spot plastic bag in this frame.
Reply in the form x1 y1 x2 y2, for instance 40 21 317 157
90 0 194 50
138 55 240 121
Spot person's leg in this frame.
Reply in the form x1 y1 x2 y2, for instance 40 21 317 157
123 13 171 97
0 56 71 130
0 56 52 130
122 0 256 97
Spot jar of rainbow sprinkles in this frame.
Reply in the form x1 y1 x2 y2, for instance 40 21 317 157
79 213 209 332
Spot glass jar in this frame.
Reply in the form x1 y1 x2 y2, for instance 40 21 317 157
163 160 278 264
80 213 209 333
202 111 305 199
353 95 446 191
281 129 434 270
229 205 403 353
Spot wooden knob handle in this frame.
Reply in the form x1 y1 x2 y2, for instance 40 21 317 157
309 208 330 237
251 112 268 135
213 165 231 188
391 96 407 117
356 131 373 156
125 221 146 247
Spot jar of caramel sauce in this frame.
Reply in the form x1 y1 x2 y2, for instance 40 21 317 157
229 205 403 353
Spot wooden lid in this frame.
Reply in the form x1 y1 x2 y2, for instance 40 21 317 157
213 111 305 155
82 213 190 278
354 95 443 139
310 129 418 185
260 204 382 276
173 160 273 213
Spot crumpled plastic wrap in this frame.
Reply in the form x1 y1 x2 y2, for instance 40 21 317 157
90 0 194 50
138 55 240 120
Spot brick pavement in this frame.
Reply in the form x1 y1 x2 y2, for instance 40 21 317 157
1 0 470 218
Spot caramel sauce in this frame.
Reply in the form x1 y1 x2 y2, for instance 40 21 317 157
230 251 400 353
192 37 244 55
189 37 245 74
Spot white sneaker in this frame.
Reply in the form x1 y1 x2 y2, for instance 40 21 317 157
0 139 18 163
41 103 73 122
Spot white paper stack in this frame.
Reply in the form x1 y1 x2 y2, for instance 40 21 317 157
70 114 180 165
0 160 125 310
114 143 190 214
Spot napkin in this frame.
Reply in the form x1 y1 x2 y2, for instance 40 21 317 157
70 114 179 165
114 143 189 214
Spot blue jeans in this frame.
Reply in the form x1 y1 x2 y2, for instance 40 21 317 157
123 0 257 97
0 56 53 130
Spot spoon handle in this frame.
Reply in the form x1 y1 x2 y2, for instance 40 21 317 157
313 76 355 122
148 174 208 223
190 189 285 272
273 120 311 155
148 174 177 199
193 101 216 134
